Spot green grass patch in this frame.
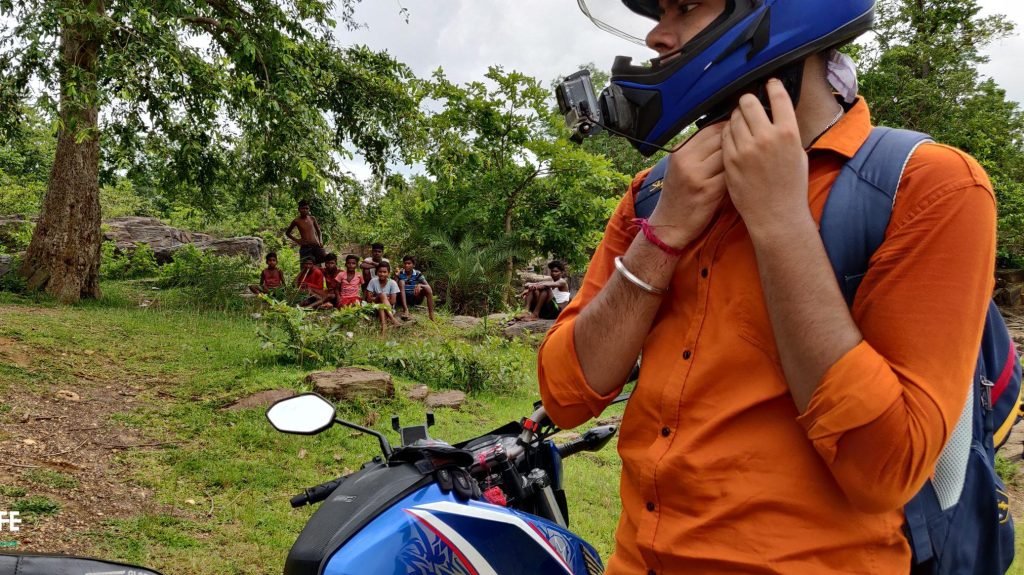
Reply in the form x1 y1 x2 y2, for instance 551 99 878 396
0 486 27 498
11 495 60 517
24 469 79 490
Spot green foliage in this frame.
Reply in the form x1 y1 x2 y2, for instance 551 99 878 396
256 296 375 367
426 232 515 315
858 0 1024 263
100 242 159 280
0 180 44 216
100 178 153 219
996 454 1020 486
24 469 78 490
0 254 26 293
0 218 33 254
0 485 26 498
157 245 256 310
366 337 528 394
11 495 60 517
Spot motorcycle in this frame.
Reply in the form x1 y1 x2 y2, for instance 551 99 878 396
268 392 619 575
0 392 619 575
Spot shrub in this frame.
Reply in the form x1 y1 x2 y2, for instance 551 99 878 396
366 336 527 394
0 254 26 293
158 245 256 310
100 242 159 280
256 296 379 367
12 495 60 516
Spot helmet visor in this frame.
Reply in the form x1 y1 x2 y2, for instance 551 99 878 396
576 0 660 47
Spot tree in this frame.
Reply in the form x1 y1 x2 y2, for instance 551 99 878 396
417 67 629 274
857 0 1024 263
0 0 421 302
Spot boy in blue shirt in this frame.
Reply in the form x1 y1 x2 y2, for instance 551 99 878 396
397 256 435 321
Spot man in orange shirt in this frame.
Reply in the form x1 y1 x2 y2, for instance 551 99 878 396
540 1 995 573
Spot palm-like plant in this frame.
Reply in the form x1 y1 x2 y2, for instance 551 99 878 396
427 232 518 315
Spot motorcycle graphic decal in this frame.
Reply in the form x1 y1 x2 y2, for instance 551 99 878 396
411 501 574 574
404 509 497 575
400 512 477 575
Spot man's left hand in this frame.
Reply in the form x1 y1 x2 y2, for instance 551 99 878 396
722 79 811 239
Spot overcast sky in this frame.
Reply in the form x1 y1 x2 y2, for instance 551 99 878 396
334 1 1024 177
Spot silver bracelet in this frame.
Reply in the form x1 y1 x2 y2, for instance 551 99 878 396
614 256 667 295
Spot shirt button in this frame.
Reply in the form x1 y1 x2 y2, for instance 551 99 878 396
661 427 671 437
701 268 709 278
646 501 656 512
682 350 692 360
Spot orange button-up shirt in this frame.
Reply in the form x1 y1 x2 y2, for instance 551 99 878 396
538 98 996 574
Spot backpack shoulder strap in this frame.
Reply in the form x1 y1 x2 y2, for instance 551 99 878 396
633 156 671 220
820 127 932 306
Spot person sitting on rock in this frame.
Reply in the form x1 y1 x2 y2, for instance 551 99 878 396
250 252 286 297
520 260 570 321
338 254 365 308
317 253 343 309
365 261 402 334
397 255 436 321
285 200 326 265
295 256 326 308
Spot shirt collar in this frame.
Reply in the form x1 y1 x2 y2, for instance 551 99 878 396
807 97 873 159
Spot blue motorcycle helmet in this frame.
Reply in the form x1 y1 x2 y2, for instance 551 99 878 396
571 0 875 156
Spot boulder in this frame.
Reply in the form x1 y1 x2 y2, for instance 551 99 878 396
102 216 262 263
308 368 395 401
0 254 13 278
406 384 430 401
504 319 556 339
193 236 263 261
223 389 296 411
425 390 466 410
517 270 550 286
484 313 511 324
996 269 1024 286
450 316 481 329
995 285 1023 307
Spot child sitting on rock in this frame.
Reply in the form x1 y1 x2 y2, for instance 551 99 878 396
250 252 286 297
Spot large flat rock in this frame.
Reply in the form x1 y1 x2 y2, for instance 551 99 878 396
102 216 262 263
308 367 395 401
504 319 556 339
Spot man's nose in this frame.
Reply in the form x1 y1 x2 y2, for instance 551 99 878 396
646 18 680 55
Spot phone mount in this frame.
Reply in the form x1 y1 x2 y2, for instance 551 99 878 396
392 412 435 447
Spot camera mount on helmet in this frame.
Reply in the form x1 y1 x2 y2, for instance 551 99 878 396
558 0 875 156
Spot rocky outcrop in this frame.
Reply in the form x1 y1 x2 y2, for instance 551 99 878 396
102 216 262 263
424 390 467 410
308 368 395 402
450 316 481 329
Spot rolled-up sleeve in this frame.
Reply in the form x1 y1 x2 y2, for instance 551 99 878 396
797 145 996 513
538 173 646 429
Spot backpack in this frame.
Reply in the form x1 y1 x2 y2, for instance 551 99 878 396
634 127 1024 574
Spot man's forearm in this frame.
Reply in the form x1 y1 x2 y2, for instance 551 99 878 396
574 236 682 396
749 216 862 412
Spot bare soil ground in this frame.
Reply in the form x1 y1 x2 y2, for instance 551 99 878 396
0 312 173 554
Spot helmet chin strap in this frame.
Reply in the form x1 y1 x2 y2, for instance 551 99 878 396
697 60 806 129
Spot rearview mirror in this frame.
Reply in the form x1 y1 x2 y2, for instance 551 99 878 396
266 393 336 435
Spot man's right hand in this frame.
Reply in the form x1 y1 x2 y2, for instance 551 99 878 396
647 122 728 249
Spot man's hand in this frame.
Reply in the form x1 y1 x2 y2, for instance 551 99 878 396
722 79 812 239
648 122 728 248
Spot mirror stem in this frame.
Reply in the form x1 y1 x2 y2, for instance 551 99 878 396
335 418 393 459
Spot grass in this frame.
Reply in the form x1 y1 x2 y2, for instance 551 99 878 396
0 281 624 574
11 496 61 517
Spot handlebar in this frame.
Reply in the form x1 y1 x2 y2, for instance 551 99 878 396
290 476 346 508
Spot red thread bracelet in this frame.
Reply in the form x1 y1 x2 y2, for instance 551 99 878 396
633 218 686 257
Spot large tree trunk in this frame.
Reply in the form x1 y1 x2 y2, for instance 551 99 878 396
19 0 104 304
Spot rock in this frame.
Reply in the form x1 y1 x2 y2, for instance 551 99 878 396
517 270 550 286
193 236 263 262
55 390 81 402
996 269 1024 286
425 390 466 409
103 217 194 263
0 254 14 278
504 319 556 339
406 384 430 401
596 414 622 427
995 285 1023 307
450 316 481 329
102 216 263 263
484 313 511 324
223 389 296 411
309 368 395 401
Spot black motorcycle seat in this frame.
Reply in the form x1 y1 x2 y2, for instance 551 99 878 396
0 553 163 575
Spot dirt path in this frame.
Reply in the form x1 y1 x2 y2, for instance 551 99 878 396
0 310 171 554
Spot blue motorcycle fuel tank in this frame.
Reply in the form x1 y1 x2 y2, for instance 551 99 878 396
322 483 604 575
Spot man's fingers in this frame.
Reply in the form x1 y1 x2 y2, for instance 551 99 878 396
737 93 771 135
765 78 797 127
729 107 753 144
721 122 737 160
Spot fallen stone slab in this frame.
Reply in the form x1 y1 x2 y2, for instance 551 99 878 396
425 390 466 410
485 313 511 324
309 367 395 402
223 389 296 411
504 319 556 339
406 384 430 401
103 216 263 263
